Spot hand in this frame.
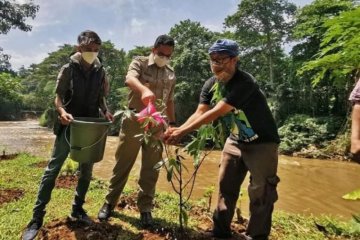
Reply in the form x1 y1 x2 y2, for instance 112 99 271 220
105 111 114 122
165 128 185 145
163 127 176 141
59 112 74 125
141 88 156 105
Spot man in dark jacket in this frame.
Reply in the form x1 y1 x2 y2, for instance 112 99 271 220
22 30 113 240
165 39 280 240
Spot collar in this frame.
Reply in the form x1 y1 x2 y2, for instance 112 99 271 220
148 53 156 66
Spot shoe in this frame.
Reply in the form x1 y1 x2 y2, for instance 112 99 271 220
98 203 113 221
22 218 43 240
140 212 153 227
203 230 232 239
69 206 92 225
212 229 233 239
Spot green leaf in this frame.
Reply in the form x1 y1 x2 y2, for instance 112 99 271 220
343 189 360 201
352 214 360 224
153 158 168 170
169 157 180 174
167 166 174 182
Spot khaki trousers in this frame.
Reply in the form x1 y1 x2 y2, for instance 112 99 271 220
213 138 279 239
105 117 163 212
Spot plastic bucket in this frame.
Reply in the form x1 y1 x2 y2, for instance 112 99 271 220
69 117 111 164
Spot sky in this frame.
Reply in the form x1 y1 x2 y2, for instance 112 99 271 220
1 0 313 70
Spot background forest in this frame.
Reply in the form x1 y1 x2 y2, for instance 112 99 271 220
1 0 359 158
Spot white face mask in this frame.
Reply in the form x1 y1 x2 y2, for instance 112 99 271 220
81 52 98 64
154 54 170 68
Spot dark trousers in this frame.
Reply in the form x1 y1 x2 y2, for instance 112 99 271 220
213 138 279 239
32 126 94 218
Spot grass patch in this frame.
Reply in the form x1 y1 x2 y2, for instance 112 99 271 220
1 153 360 239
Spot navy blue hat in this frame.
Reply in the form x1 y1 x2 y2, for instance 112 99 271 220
208 39 239 57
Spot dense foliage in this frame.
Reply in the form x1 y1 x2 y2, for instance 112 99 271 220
0 0 39 34
0 72 22 119
278 114 344 154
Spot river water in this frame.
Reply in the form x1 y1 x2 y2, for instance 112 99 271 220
1 120 360 220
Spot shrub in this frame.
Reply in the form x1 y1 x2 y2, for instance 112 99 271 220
278 114 344 154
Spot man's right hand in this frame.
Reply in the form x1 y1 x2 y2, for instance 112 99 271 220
163 127 175 141
59 112 74 125
141 88 156 105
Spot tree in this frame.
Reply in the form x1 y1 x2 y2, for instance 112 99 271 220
99 41 129 112
225 0 296 85
21 44 74 111
299 7 360 88
169 20 216 124
127 46 151 60
293 0 357 117
0 72 22 119
0 0 39 34
0 47 11 72
291 0 355 62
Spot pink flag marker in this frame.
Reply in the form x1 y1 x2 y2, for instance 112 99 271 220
136 102 166 131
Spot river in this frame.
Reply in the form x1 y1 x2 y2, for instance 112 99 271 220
1 120 360 220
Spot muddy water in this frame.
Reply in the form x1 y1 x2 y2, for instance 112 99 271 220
1 120 360 219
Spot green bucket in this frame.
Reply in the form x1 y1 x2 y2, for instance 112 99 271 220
69 117 111 164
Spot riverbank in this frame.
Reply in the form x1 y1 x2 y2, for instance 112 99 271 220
1 153 360 240
2 120 360 221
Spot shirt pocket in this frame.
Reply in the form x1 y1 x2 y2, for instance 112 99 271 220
140 72 154 89
162 72 176 101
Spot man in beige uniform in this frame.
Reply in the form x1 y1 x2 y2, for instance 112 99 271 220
98 35 176 226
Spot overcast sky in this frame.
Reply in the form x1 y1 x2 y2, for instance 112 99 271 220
1 0 313 70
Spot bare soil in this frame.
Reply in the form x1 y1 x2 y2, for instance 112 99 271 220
55 175 78 189
0 188 24 205
37 192 249 240
37 215 248 240
0 153 19 161
31 161 49 168
24 160 250 239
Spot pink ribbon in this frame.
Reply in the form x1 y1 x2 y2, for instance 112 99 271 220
136 102 166 131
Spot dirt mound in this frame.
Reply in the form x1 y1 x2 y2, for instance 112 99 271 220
38 219 127 240
37 218 249 240
0 188 24 205
35 207 249 240
31 161 49 168
55 175 78 189
36 191 249 239
0 153 19 161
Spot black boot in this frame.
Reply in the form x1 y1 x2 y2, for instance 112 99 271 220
70 205 92 225
98 203 114 221
22 217 43 240
140 212 153 227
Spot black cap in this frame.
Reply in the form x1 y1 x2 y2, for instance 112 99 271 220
77 30 102 45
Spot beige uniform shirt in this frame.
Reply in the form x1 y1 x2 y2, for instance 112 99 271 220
126 53 176 112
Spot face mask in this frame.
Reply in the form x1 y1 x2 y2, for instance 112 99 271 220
81 52 98 64
154 54 170 68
